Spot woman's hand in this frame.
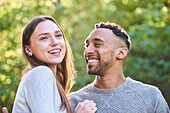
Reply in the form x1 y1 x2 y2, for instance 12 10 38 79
74 99 97 113
2 107 8 113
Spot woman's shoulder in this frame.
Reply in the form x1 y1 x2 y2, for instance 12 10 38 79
23 66 55 85
31 65 52 73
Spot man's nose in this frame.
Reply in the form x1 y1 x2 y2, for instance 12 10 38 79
84 45 95 54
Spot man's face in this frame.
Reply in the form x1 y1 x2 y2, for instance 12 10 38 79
84 28 121 75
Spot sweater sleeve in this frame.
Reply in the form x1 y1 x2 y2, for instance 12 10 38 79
24 66 57 113
155 88 169 113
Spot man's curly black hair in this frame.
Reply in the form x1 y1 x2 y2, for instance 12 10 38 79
95 22 131 50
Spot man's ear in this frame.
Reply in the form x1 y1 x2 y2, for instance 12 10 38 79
116 48 128 60
25 45 32 56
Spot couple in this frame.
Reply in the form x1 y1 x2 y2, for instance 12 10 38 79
2 16 169 113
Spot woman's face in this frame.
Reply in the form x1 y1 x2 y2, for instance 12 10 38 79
26 20 66 67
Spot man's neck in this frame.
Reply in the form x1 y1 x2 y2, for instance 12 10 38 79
94 73 126 89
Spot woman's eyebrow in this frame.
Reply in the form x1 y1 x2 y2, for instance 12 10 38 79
37 33 49 37
55 31 61 33
37 31 62 37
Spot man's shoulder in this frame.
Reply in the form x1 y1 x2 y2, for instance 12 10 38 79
127 77 162 97
68 82 94 98
68 82 94 110
128 78 169 112
129 78 158 89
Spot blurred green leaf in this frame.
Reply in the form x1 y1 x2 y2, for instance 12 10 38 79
0 0 170 112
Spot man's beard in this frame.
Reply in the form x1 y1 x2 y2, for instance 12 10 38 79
87 52 114 76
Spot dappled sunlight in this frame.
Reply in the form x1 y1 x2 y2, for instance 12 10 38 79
0 0 169 112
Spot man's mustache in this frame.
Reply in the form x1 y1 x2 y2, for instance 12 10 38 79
85 54 100 59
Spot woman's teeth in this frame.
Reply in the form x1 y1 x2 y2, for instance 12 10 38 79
49 49 60 54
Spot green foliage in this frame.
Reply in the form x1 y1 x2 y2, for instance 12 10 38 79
0 0 169 112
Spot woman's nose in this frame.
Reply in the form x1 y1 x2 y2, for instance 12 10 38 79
50 36 58 46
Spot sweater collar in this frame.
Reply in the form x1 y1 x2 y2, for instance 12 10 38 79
91 77 132 93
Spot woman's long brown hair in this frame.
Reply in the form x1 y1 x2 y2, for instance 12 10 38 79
22 16 76 113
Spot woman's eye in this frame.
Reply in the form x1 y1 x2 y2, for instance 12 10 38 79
40 37 48 40
56 34 62 37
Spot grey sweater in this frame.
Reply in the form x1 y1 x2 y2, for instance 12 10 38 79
12 66 66 113
69 77 169 113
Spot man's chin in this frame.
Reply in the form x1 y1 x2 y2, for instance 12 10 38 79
87 70 97 75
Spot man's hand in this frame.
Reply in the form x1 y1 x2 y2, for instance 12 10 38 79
2 107 8 113
74 99 97 113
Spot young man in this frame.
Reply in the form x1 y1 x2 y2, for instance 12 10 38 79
68 22 169 113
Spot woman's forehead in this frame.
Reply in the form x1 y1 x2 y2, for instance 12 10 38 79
34 20 61 34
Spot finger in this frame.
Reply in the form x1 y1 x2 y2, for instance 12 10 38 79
2 107 8 113
89 102 96 109
74 100 92 113
84 100 95 107
74 101 88 113
86 100 97 112
75 99 90 110
81 99 91 106
74 100 96 113
92 107 97 112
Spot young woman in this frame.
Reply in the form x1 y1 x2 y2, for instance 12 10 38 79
11 16 97 113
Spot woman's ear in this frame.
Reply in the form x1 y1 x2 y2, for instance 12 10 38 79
116 48 128 60
25 45 32 56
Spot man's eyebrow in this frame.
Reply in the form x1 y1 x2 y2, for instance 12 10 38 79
37 31 61 37
93 38 104 42
84 38 104 44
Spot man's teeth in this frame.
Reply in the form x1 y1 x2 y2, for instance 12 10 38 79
49 49 60 54
88 59 97 63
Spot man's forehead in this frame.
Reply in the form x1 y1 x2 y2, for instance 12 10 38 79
91 28 112 35
84 28 114 43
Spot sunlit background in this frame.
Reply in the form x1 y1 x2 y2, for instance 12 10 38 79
0 0 169 112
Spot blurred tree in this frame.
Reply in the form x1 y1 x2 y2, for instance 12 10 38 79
0 0 169 112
